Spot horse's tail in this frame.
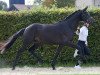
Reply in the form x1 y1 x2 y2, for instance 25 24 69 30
0 28 25 54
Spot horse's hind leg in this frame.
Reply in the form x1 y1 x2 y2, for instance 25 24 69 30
28 43 43 64
12 45 27 70
51 45 63 70
12 36 34 70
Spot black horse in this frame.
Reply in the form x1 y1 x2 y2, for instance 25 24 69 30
0 7 93 70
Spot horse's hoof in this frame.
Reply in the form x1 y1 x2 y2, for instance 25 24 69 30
12 67 15 70
52 67 56 70
52 66 56 70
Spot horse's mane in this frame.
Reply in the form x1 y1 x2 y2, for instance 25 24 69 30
59 10 81 22
65 10 80 20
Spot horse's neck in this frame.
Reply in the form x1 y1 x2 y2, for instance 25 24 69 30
70 17 80 31
65 14 81 32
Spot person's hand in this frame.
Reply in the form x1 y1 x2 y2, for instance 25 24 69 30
77 26 80 30
86 44 88 46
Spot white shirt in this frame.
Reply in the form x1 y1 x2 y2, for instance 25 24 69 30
78 26 88 43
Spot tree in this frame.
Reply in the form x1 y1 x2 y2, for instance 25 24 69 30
55 0 75 8
0 1 7 10
34 0 43 5
42 0 55 7
42 0 75 8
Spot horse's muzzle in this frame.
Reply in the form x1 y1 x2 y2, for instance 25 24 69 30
87 17 94 24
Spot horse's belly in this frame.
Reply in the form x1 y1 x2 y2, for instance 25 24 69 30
36 34 67 45
36 28 68 44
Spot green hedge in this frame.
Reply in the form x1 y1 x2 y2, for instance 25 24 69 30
0 8 100 66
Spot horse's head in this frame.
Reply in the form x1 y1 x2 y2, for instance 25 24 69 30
81 6 94 24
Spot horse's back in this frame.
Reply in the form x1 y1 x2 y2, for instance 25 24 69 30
22 22 72 45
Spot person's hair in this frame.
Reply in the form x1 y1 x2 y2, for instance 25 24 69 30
83 22 89 26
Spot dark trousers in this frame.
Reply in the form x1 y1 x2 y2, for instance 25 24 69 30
77 40 90 56
76 40 90 65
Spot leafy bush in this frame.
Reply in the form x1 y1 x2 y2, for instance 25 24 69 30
0 8 100 66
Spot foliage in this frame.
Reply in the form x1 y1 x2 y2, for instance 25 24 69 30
42 0 75 8
42 0 55 7
0 1 7 10
55 0 75 8
0 8 100 66
34 0 43 5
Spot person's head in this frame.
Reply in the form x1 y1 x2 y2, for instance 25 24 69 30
84 22 90 28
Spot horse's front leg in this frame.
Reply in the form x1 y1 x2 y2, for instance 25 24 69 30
51 45 63 70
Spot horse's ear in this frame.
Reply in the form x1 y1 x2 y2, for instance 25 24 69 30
83 6 88 11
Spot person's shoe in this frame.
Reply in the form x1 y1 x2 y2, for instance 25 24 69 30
74 65 81 69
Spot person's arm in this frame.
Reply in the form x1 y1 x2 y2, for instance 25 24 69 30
75 27 80 35
85 40 88 46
